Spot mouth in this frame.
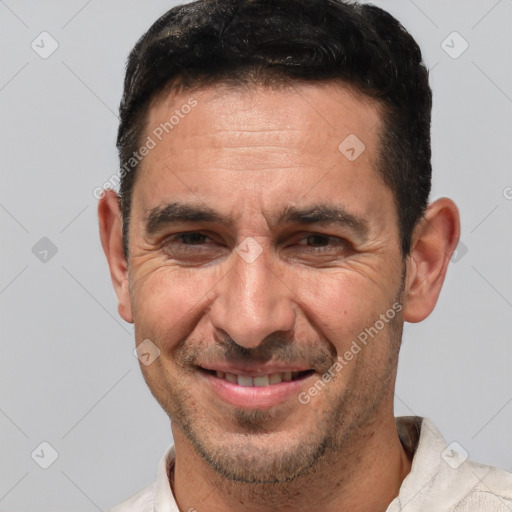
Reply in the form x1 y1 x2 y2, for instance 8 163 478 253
200 368 314 387
198 366 316 409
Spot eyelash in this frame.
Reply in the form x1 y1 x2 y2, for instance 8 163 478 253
162 232 349 252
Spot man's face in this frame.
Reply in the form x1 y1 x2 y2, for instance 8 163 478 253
125 82 406 483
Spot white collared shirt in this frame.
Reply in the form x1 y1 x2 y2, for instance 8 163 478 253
108 416 512 512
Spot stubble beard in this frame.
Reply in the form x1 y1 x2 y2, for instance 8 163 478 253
142 272 406 485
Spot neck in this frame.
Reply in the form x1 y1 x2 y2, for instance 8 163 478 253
171 414 412 512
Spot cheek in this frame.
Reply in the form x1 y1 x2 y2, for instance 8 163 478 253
130 265 219 347
295 270 391 349
300 273 402 396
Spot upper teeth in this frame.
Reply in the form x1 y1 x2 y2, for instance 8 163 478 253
215 371 300 387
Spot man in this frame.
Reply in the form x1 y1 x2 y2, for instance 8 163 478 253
98 0 512 510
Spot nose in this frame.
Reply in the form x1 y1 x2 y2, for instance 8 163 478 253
208 242 296 349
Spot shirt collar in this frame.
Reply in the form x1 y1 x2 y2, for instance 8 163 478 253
154 444 178 512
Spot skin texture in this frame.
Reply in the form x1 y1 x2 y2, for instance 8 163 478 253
99 82 460 512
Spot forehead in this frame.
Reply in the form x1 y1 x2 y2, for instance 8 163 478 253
143 81 382 166
132 81 394 232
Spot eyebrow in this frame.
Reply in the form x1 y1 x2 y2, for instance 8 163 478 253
144 201 370 240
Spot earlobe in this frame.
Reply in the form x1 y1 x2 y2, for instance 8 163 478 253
402 197 460 323
98 190 134 324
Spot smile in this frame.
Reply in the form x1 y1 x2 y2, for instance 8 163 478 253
198 367 316 409
204 369 314 387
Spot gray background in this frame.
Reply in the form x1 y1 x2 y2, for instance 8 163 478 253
0 0 511 510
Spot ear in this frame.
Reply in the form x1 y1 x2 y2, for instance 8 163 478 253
98 190 134 323
402 197 460 323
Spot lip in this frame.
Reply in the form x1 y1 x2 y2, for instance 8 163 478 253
198 367 315 409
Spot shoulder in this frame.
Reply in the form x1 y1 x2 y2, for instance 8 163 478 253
402 417 512 511
391 416 512 512
450 459 512 511
107 482 156 512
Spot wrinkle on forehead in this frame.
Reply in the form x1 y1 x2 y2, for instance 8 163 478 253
132 80 396 243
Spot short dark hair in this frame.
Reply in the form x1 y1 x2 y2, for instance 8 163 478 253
117 0 432 259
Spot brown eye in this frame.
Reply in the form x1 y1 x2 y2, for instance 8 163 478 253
163 232 213 248
296 234 348 250
175 232 210 244
303 234 331 247
161 232 227 264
